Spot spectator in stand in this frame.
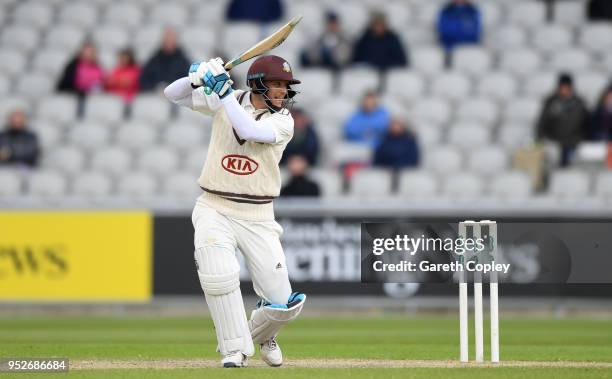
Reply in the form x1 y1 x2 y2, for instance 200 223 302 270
437 0 481 52
590 85 612 141
300 11 352 70
587 0 612 21
536 73 590 167
280 155 321 197
57 41 104 96
0 110 40 167
226 0 283 23
105 48 141 104
351 11 408 71
344 90 390 148
373 118 420 169
140 28 190 92
281 108 320 166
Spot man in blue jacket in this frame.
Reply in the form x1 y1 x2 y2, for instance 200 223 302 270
352 12 408 71
437 0 482 51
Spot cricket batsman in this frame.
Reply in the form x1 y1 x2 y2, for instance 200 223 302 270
164 55 306 368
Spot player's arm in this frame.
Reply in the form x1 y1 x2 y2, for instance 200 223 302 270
204 58 284 144
163 61 222 115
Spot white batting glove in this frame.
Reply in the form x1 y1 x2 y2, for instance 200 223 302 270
203 57 234 99
188 61 209 87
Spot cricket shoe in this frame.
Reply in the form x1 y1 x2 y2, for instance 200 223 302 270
222 351 248 368
260 337 282 367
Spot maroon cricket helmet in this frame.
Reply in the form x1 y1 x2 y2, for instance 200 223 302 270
246 55 301 86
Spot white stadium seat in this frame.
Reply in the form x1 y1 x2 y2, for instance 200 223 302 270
131 95 171 123
386 70 425 102
426 146 463 175
503 98 541 124
67 123 111 149
575 72 609 106
490 171 532 199
163 125 206 149
162 171 200 198
339 68 380 98
92 25 130 51
91 147 133 176
508 0 546 27
523 71 557 99
411 47 445 75
349 169 393 197
28 171 68 197
138 146 179 175
310 168 343 197
327 142 372 166
0 75 9 96
411 123 442 148
150 3 189 27
554 0 586 26
179 26 218 63
456 98 499 125
221 22 262 60
497 126 533 150
480 2 504 27
33 48 71 77
45 26 86 51
58 3 99 29
549 170 591 199
477 72 517 101
397 170 439 198
453 47 492 76
13 2 54 29
594 172 612 199
0 169 23 196
134 26 164 63
42 147 86 175
486 26 526 51
15 73 55 100
448 123 491 150
533 25 573 53
431 72 472 100
115 123 158 151
118 172 158 198
184 148 208 174
85 95 125 124
442 173 484 199
104 3 144 29
580 23 612 52
0 26 40 52
31 122 62 149
467 146 509 176
296 69 334 101
72 173 113 197
0 50 26 76
500 49 541 77
410 98 452 125
37 95 78 124
549 49 591 71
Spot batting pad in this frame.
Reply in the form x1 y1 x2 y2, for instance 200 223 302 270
195 247 254 356
249 292 306 344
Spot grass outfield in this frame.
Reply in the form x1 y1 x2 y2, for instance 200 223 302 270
0 316 611 378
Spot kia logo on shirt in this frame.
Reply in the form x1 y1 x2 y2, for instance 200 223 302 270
221 155 259 175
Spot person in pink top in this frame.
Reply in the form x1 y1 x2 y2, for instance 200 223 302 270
57 41 104 96
105 49 141 103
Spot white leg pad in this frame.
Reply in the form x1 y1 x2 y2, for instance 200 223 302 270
249 293 306 344
195 247 254 356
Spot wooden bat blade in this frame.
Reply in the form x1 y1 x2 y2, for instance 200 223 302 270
224 15 302 71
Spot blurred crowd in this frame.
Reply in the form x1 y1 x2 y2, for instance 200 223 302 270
1 0 612 199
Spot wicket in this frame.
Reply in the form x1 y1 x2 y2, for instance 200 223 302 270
458 220 499 363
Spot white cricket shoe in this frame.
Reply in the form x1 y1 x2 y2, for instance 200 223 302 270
260 337 283 367
222 351 248 368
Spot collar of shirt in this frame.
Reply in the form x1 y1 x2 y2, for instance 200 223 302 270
240 91 269 118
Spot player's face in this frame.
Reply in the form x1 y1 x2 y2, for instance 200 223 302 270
265 80 289 108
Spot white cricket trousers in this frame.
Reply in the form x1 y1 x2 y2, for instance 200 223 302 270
192 201 292 306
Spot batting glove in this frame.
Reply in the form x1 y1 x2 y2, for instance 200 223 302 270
188 61 208 88
203 57 234 99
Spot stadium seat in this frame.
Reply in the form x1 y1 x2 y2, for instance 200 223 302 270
349 168 393 197
0 169 23 196
15 73 55 100
44 26 86 52
411 47 445 75
385 2 413 31
467 146 509 176
162 171 200 198
480 2 503 27
13 2 54 29
221 22 262 60
0 97 28 120
295 69 334 102
332 3 369 37
503 98 541 124
118 171 159 198
92 24 130 51
339 68 380 98
426 146 463 175
58 3 99 29
411 123 442 148
134 26 164 62
72 172 113 197
490 171 532 199
476 72 517 101
0 49 26 76
327 142 372 166
37 95 78 124
163 124 206 149
85 95 125 124
486 26 526 51
452 47 492 76
456 98 499 125
554 0 586 26
397 170 439 198
28 171 68 197
91 147 133 176
533 25 572 53
104 3 144 29
549 170 591 199
179 26 218 63
594 172 612 199
67 123 111 149
442 173 484 199
33 48 71 77
500 49 541 77
0 25 40 52
410 98 452 125
115 123 158 151
312 98 355 130
184 148 208 174
150 3 189 27
575 71 608 106
431 72 472 100
580 23 612 52
0 75 9 96
448 123 491 150
42 146 86 175
497 126 533 149
137 146 179 175
413 2 441 27
131 95 171 123
310 168 343 197
31 121 62 149
523 71 557 99
549 49 591 71
508 0 546 27
386 70 425 102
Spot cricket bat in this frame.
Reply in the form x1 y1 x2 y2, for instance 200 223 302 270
224 15 303 71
